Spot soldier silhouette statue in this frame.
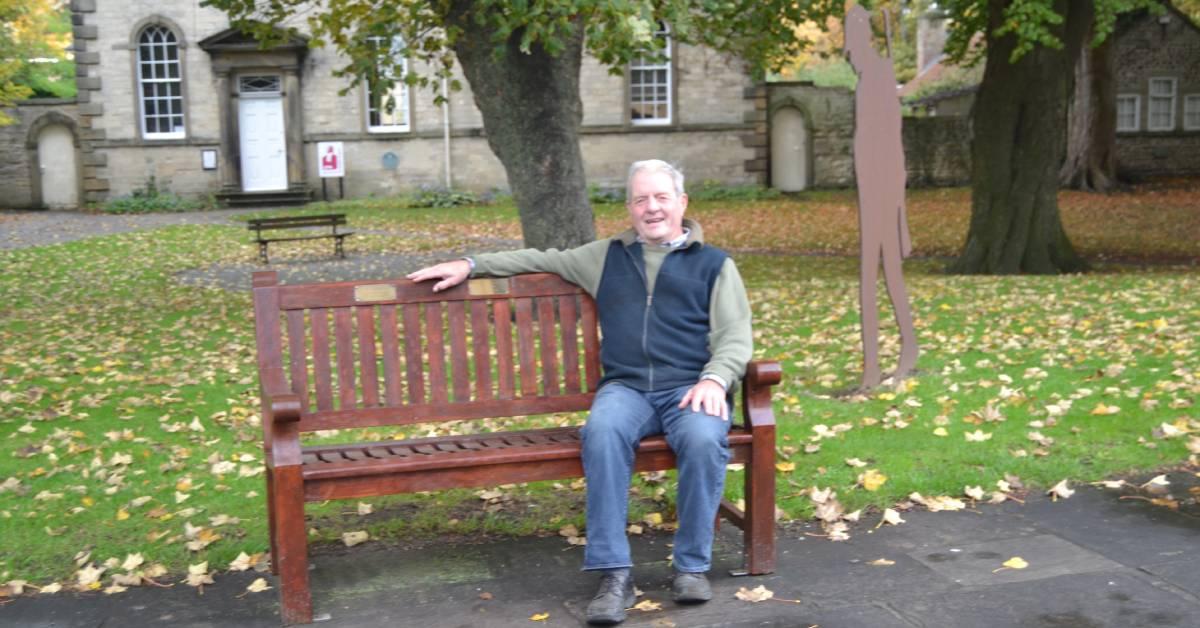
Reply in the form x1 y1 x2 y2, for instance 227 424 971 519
845 4 918 390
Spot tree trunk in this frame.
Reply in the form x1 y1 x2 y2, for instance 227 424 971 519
1060 35 1118 191
949 0 1092 274
449 8 595 250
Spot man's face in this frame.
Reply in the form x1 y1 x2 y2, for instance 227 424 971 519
627 170 687 245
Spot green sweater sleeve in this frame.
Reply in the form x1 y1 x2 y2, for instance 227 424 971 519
704 258 754 389
470 239 611 297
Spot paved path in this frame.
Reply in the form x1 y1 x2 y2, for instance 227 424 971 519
0 208 263 250
4 484 1198 627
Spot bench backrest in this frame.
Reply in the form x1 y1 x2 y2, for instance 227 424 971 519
252 271 602 433
248 214 347 231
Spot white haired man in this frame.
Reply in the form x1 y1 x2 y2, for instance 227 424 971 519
408 160 752 625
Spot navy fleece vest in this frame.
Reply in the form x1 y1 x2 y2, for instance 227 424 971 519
595 239 729 391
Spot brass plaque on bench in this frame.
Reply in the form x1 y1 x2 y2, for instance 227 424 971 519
468 278 510 296
354 284 397 302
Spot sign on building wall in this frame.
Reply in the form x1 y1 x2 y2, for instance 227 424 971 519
317 142 344 178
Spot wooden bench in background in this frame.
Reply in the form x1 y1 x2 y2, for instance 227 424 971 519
252 271 781 624
248 214 352 264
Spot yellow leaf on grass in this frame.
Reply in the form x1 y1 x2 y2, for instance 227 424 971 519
1089 403 1120 416
643 512 663 526
342 531 369 547
775 462 796 472
859 469 888 492
933 427 949 437
965 429 992 442
116 509 130 521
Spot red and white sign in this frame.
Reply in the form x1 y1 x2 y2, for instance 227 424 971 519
317 141 344 178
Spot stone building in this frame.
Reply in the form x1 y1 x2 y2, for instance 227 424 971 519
898 2 1200 180
4 1 767 208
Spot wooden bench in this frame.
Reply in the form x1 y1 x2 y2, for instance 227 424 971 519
248 214 352 264
251 270 781 625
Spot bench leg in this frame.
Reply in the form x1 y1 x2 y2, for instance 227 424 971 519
744 426 777 575
334 235 345 259
259 241 270 265
272 466 313 624
266 468 280 576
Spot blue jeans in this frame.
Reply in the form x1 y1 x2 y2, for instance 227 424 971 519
580 382 732 573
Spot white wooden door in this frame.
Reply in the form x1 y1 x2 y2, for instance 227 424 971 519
771 107 809 192
238 96 288 192
38 124 79 208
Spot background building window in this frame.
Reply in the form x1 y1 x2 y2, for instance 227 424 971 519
1116 95 1140 132
630 23 671 125
137 25 185 139
366 36 410 133
1147 78 1176 131
1184 94 1200 131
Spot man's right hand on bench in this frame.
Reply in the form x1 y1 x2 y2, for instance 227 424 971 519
407 259 471 292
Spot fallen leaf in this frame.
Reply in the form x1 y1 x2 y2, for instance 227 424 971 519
964 486 985 501
40 583 63 594
342 531 369 547
844 457 868 468
735 585 775 602
775 462 796 472
965 429 992 442
632 599 663 611
858 469 888 492
879 508 905 526
479 591 494 600
994 556 1029 572
868 558 895 566
1048 480 1075 500
530 612 550 621
120 553 144 572
245 578 271 593
357 502 374 516
1089 403 1120 416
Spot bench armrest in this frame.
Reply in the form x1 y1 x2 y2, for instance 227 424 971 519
740 360 781 428
262 367 301 423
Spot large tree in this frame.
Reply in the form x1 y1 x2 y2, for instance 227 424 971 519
940 0 1156 274
206 0 838 250
1 0 73 124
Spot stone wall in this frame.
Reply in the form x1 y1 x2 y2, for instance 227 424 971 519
767 82 971 188
1113 7 1200 178
0 100 80 209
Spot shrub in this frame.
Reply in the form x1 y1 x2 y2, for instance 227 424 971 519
405 186 479 208
101 177 204 214
687 180 782 201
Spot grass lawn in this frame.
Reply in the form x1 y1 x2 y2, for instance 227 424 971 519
1 184 1197 590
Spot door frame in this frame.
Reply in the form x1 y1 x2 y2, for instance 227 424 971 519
24 110 82 210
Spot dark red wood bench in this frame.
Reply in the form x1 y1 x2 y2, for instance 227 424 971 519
248 214 351 264
251 271 780 624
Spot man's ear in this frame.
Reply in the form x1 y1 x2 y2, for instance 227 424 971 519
679 193 688 212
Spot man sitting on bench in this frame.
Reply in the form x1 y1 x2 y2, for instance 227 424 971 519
408 159 753 625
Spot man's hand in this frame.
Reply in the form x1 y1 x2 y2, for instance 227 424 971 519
679 379 729 421
406 259 471 293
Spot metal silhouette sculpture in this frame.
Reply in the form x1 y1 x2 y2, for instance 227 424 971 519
845 4 919 390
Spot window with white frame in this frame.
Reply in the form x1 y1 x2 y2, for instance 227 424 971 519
1184 94 1200 131
365 35 410 133
1116 95 1140 132
1147 77 1176 131
137 25 185 139
630 23 672 125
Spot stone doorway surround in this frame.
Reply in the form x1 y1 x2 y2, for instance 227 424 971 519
198 26 309 200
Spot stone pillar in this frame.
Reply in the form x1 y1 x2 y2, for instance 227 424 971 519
283 67 305 189
70 0 108 204
214 70 239 191
742 84 769 185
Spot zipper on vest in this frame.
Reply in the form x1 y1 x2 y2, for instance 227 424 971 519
643 294 654 390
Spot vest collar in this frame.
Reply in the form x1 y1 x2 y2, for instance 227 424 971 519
616 218 705 248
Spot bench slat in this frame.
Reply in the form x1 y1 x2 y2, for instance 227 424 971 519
470 301 492 401
537 297 560 396
334 308 357 410
278 273 585 311
448 301 470 402
286 310 310 412
515 298 537 396
356 306 380 407
297 394 596 432
581 298 601 391
560 297 581 394
403 304 425 404
311 308 334 412
379 305 402 406
425 303 448 404
494 300 515 400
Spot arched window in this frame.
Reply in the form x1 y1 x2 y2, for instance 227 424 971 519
365 35 410 132
137 25 185 139
630 23 672 125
